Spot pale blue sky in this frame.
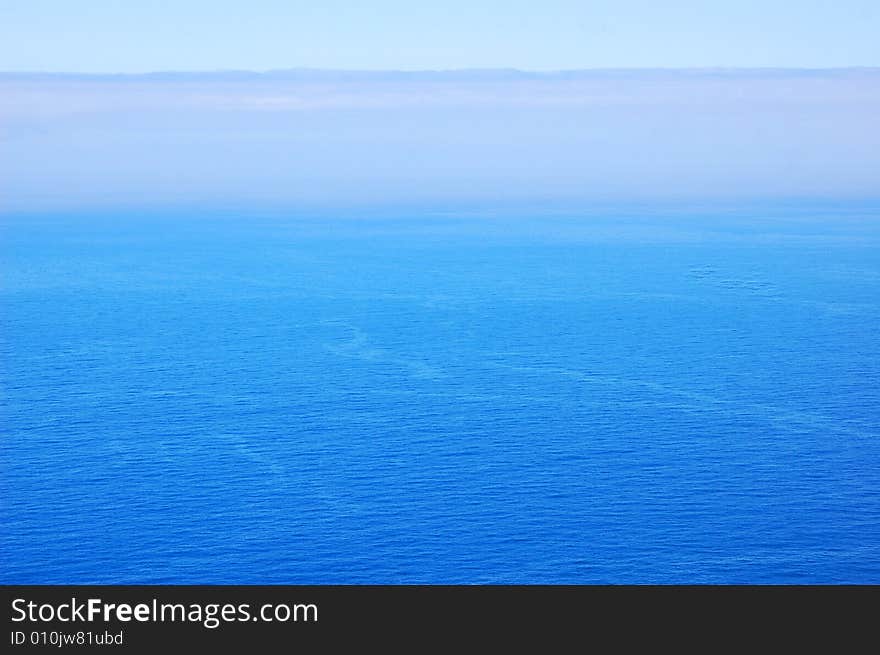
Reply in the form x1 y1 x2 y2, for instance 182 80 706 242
1 0 879 72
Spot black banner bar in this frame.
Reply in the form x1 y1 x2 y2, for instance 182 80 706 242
2 585 875 650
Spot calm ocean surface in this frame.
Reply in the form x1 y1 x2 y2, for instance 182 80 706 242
2 207 879 583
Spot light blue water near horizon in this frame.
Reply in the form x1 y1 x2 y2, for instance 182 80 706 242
2 206 879 583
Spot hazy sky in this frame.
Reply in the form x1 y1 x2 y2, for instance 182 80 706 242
1 1 879 72
3 69 879 212
2 5 879 213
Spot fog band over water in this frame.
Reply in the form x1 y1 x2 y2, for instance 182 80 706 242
2 69 879 212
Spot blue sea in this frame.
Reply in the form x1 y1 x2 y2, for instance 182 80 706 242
2 206 879 584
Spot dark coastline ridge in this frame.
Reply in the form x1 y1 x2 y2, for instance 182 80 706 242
2 67 880 82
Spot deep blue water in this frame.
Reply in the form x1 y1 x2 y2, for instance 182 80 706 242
2 207 879 583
